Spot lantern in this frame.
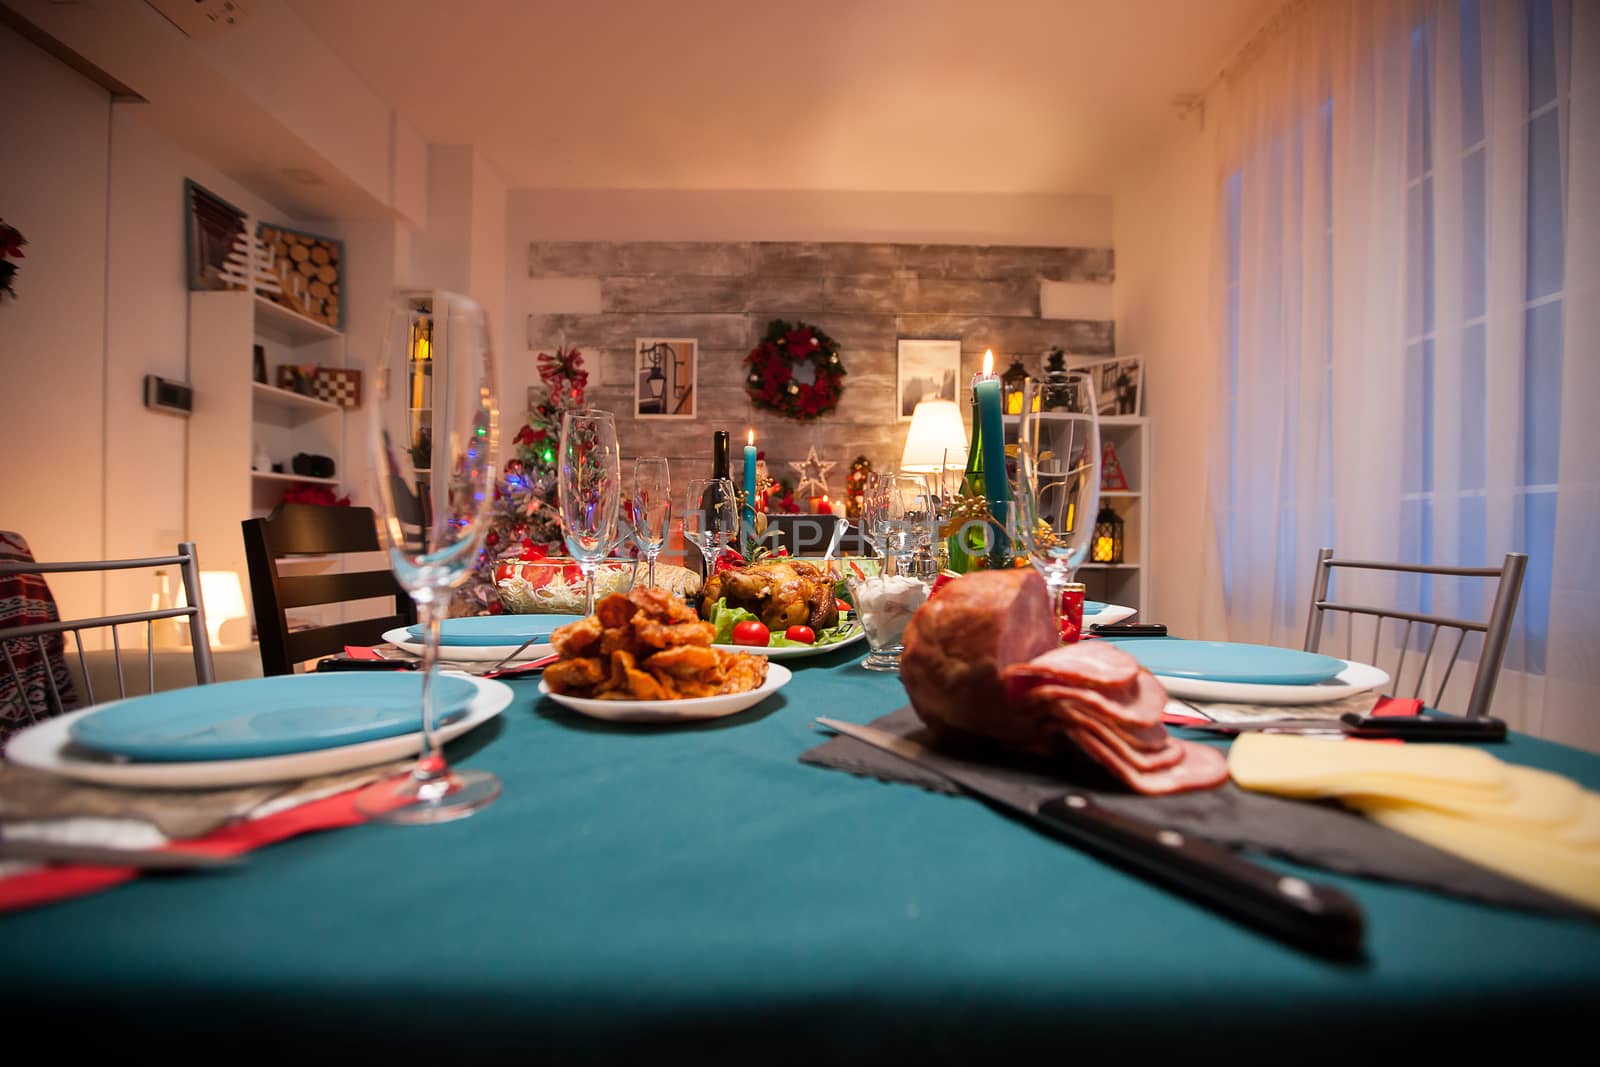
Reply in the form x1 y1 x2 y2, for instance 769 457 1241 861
1042 348 1078 411
1092 505 1124 564
1001 357 1031 415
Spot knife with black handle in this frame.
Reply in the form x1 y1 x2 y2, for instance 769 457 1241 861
817 717 1365 959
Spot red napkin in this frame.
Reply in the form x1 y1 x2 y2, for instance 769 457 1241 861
0 785 372 913
344 645 386 660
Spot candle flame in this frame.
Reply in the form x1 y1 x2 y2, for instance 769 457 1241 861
747 429 754 446
982 349 994 376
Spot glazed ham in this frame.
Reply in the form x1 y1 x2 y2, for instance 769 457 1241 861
902 572 1226 795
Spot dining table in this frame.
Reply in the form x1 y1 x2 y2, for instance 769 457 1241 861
7 644 1600 1060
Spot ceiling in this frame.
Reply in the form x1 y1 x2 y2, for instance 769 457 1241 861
288 0 1277 196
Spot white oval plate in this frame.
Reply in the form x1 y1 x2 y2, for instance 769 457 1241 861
712 627 866 660
1154 658 1391 705
1085 604 1137 628
383 626 552 663
4 673 512 790
540 663 792 723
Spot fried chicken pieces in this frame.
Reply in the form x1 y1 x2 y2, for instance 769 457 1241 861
546 586 768 700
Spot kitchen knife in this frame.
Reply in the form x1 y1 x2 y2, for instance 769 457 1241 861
816 717 1366 958
1171 713 1508 741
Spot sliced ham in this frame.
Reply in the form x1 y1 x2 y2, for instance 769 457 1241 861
1073 733 1231 795
1014 669 1168 734
899 574 1224 795
1004 641 1141 693
1056 706 1185 773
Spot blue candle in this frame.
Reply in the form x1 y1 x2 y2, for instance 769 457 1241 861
973 350 1011 561
742 429 758 531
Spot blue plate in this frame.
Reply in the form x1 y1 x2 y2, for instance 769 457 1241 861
1085 600 1108 613
1099 638 1347 685
69 674 479 762
409 614 585 647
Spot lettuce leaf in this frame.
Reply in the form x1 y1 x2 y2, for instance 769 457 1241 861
707 598 861 648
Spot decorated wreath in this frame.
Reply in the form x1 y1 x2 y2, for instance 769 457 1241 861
744 319 846 420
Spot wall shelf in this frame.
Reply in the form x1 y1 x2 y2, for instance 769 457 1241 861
251 381 339 419
251 470 339 487
253 294 342 346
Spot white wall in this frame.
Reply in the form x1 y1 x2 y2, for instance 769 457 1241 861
1112 120 1215 639
0 25 302 624
506 188 1112 247
0 22 109 623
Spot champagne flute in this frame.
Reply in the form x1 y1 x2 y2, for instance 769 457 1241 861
557 410 621 616
857 471 889 569
683 478 738 573
1010 375 1100 625
633 457 672 589
362 294 501 824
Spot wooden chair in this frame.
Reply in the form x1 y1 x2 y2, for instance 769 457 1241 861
0 541 213 731
1303 547 1527 719
242 504 415 676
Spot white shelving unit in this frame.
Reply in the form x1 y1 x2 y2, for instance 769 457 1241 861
187 290 348 634
1002 411 1151 620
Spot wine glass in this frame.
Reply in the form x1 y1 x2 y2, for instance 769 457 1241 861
877 472 938 574
683 478 739 572
633 457 672 588
1010 375 1100 626
362 294 501 824
557 410 621 616
857 471 890 568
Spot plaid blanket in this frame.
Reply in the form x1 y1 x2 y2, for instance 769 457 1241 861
1 532 78 742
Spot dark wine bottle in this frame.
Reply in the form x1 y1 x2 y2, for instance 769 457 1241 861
712 430 730 481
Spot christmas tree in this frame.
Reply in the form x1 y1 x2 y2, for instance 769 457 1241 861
453 345 589 615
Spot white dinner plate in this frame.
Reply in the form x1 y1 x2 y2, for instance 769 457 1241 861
540 663 792 724
712 627 867 660
1152 658 1391 705
1085 603 1137 627
383 626 552 663
4 673 513 790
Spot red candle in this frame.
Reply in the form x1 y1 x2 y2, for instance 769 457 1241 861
809 495 832 515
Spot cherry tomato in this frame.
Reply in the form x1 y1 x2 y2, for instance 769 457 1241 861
835 598 852 614
784 625 816 645
731 620 771 647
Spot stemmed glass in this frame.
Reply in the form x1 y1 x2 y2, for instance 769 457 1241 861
857 471 890 570
1010 375 1101 626
557 410 621 616
877 472 938 574
683 478 739 573
362 294 501 824
631 458 672 588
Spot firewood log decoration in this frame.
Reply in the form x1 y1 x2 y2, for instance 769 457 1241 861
256 223 343 330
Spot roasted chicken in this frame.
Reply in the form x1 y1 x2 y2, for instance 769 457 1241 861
699 558 840 632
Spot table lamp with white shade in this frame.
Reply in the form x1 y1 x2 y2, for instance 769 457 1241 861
900 399 970 492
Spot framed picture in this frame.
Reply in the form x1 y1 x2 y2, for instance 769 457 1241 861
1071 355 1143 416
897 338 961 420
635 338 697 418
257 222 344 329
184 179 247 292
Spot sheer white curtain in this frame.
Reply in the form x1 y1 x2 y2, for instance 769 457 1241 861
1201 0 1598 749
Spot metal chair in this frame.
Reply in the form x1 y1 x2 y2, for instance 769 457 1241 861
0 542 214 726
1303 547 1527 719
242 504 415 676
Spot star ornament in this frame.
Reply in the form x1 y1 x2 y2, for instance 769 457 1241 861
788 445 837 498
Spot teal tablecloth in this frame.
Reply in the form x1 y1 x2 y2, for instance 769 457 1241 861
8 650 1600 1059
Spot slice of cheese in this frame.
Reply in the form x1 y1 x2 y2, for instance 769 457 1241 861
1228 734 1510 792
1341 765 1584 827
1556 794 1600 849
1362 803 1600 910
